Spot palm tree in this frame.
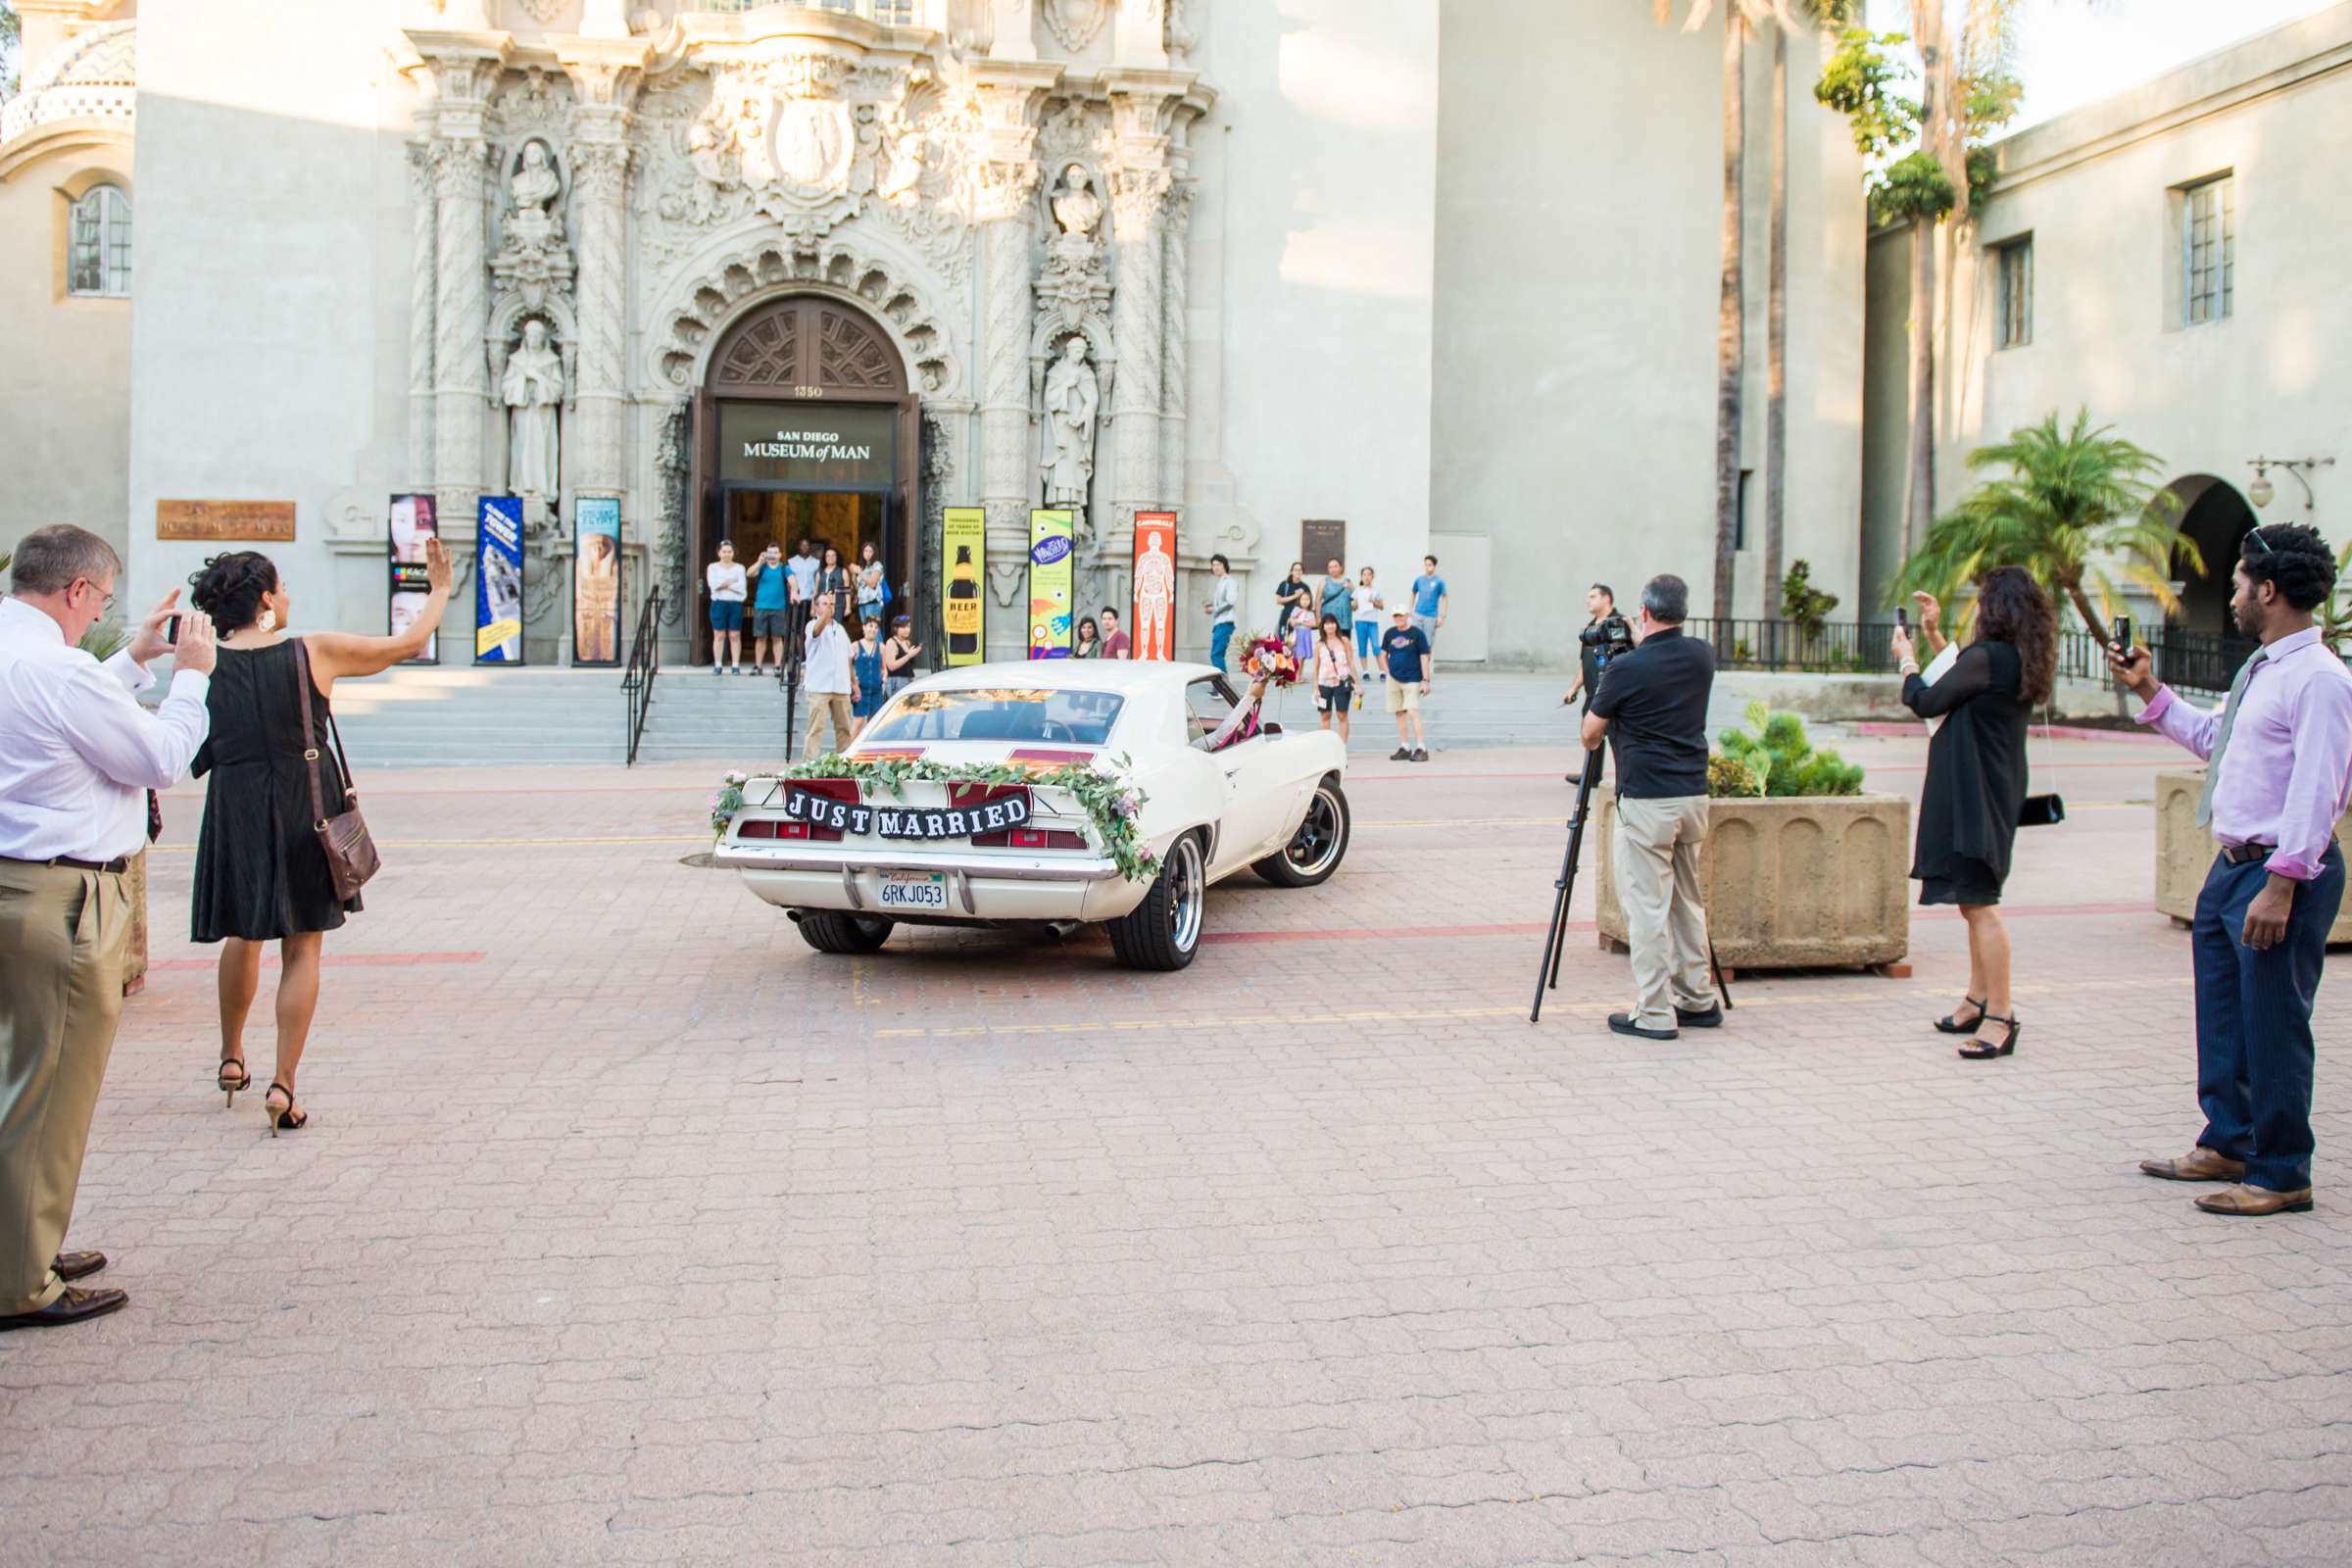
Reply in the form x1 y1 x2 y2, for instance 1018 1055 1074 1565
1893 409 2202 637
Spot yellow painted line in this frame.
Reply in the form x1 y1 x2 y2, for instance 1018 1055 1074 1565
871 976 2188 1039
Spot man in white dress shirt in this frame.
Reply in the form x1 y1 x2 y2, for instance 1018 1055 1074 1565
0 525 216 1331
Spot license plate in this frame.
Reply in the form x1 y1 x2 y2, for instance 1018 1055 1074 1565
877 871 948 911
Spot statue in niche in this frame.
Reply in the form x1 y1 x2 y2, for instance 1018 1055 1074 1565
503 318 564 519
513 139 560 217
1040 336 1100 511
1051 165 1101 251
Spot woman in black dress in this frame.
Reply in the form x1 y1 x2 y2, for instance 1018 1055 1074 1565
188 542 452 1131
1890 565 2056 1061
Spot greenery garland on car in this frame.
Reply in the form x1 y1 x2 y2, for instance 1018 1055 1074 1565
710 755 1161 883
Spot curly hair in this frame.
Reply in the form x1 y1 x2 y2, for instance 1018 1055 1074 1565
188 551 280 635
1973 565 2057 708
2241 522 2337 612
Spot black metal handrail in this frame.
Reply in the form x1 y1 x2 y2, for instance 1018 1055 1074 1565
623 587 661 766
1684 615 2279 697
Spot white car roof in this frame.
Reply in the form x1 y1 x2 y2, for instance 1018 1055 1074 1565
901 660 1223 696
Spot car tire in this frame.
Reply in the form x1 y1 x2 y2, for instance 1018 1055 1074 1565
1107 831 1206 971
1252 777 1350 889
796 910 894 955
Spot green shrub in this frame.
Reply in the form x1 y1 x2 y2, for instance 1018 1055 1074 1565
1712 700 1865 799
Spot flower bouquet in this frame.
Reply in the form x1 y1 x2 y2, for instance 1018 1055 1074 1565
1239 633 1301 687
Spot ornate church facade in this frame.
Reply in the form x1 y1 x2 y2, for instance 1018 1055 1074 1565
6 0 1879 667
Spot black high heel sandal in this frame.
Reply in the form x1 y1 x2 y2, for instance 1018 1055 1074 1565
265 1081 309 1137
1934 998 1986 1035
218 1054 251 1107
1957 1015 2020 1060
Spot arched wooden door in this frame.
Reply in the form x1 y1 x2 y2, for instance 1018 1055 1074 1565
692 295 919 662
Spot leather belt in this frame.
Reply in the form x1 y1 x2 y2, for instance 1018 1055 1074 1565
1 855 128 875
2221 843 2277 866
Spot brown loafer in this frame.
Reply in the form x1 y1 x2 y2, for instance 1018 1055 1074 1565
0 1285 128 1332
2138 1149 2246 1183
2195 1184 2314 1217
54 1250 107 1283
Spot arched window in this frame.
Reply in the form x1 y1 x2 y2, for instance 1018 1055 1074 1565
69 185 131 298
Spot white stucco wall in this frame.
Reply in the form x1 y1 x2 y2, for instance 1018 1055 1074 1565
1185 0 1440 643
1915 5 2352 623
0 138 134 569
123 0 415 638
1431 8 1866 666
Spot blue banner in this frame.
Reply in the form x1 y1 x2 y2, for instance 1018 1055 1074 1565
476 495 525 663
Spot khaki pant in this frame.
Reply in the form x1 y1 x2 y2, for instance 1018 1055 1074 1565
802 692 856 761
1613 794 1716 1030
0 859 129 1314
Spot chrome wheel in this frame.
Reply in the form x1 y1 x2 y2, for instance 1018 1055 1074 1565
1167 834 1204 954
1284 785 1346 879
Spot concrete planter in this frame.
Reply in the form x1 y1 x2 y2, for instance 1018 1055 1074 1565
1595 793 1912 969
2155 768 2352 942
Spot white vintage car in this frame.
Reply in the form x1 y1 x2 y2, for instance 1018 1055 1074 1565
714 661 1349 969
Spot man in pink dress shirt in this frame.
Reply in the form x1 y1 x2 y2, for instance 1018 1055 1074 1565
2114 524 2352 1217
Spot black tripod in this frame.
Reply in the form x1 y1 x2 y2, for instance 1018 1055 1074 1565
1530 737 1734 1024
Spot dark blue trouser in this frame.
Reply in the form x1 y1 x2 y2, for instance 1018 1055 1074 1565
2190 845 2343 1191
1209 621 1235 672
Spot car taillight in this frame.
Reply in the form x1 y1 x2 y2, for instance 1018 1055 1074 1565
737 817 808 841
793 779 859 842
1002 826 1088 850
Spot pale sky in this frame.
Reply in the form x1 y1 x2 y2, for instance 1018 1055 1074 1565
1870 0 2344 130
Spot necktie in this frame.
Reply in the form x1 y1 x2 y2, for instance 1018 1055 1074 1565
2194 647 2267 828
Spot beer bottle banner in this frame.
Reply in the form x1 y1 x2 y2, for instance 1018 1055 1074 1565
942 507 985 666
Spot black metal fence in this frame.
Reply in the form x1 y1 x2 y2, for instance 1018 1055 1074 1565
1688 615 2265 697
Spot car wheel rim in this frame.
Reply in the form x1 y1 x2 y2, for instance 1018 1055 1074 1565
1284 786 1344 877
1169 837 1203 952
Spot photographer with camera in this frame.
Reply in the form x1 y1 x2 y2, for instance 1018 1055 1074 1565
1563 584 1624 786
1580 574 1721 1040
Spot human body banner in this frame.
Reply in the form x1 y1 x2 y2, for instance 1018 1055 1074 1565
573 496 621 665
1132 512 1178 661
1027 509 1073 659
475 496 525 663
942 507 986 666
388 493 438 663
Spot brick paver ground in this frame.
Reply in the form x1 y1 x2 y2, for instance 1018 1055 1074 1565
4 735 2347 1566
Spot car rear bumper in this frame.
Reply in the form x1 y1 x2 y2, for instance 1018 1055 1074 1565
717 845 1145 923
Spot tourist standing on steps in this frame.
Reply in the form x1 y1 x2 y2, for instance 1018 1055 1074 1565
1099 608 1131 660
747 543 789 676
706 541 747 674
801 593 858 760
1381 605 1431 762
1073 616 1102 659
1319 558 1352 643
785 537 820 658
1204 554 1237 672
850 616 886 740
1351 568 1385 701
1409 555 1447 650
882 615 921 699
855 541 887 637
0 525 217 1333
1891 568 2054 1064
186 543 455 1139
1584 573 1718 1043
2113 523 2352 1219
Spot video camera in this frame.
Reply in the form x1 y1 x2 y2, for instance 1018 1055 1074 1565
1580 612 1634 661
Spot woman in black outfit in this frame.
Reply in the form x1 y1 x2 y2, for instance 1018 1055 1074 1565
1889 565 2056 1060
188 543 452 1131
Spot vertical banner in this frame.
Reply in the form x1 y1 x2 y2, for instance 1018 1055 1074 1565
1132 511 1178 661
1027 509 1074 660
942 506 986 666
388 493 439 663
573 496 622 666
475 495 525 663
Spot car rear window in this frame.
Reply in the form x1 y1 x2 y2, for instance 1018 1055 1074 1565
862 687 1126 747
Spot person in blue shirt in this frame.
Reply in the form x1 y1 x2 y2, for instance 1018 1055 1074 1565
1409 555 1447 650
1380 605 1432 760
747 543 790 675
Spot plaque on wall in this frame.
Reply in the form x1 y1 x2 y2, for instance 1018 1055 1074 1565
157 500 296 542
1300 518 1347 574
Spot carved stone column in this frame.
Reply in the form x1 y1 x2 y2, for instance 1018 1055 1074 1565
403 140 438 492
1106 163 1169 530
1157 179 1192 510
413 41 509 528
561 41 650 513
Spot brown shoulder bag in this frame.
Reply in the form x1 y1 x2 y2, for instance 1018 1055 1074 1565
292 639 381 900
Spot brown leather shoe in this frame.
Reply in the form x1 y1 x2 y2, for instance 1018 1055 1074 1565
54 1250 106 1283
0 1285 128 1331
2138 1148 2246 1183
2195 1184 2315 1216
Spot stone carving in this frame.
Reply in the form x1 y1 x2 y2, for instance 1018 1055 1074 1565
1041 336 1100 511
1164 0 1195 65
512 137 561 217
503 318 564 519
514 0 570 24
489 138 576 334
1051 162 1101 245
655 397 692 628
651 234 955 394
1042 0 1110 52
403 141 438 491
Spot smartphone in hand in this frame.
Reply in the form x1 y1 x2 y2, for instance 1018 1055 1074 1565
1893 606 1908 631
165 613 180 647
2111 614 2132 652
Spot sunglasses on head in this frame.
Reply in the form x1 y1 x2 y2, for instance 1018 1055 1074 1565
2245 526 2274 557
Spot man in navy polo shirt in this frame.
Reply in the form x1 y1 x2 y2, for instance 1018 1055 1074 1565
1381 605 1432 761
